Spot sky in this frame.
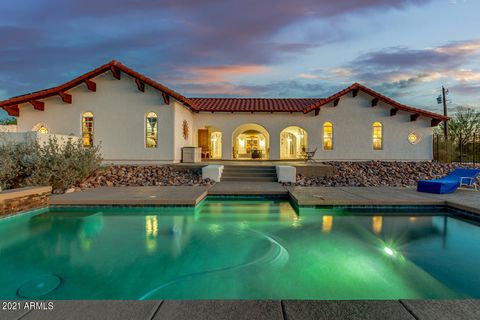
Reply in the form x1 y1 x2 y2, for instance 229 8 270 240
1 0 479 118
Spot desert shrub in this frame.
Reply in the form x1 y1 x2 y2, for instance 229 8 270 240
0 136 102 190
0 137 40 189
0 117 17 125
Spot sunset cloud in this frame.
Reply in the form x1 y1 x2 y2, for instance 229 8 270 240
1 0 480 112
315 39 480 98
179 65 269 84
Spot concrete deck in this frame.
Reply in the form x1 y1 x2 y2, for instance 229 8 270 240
171 161 335 177
50 184 480 214
51 186 209 206
288 186 480 214
2 300 479 320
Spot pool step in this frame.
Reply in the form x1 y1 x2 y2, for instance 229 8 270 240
221 166 278 182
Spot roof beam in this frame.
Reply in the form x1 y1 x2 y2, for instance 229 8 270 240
390 108 399 116
135 78 145 92
5 105 19 117
30 100 44 111
333 98 340 107
162 92 170 105
431 119 442 127
314 108 320 116
85 79 96 92
410 113 420 122
58 92 72 104
110 66 121 80
352 88 359 97
371 98 379 107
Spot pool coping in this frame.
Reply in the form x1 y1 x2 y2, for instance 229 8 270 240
1 299 479 320
49 185 480 215
2 185 478 221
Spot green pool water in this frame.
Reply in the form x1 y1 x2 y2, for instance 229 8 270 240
1 197 479 300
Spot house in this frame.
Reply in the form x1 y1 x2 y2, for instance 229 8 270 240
0 61 448 163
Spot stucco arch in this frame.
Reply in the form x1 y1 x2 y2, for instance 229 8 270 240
232 123 270 159
280 126 308 159
31 122 48 132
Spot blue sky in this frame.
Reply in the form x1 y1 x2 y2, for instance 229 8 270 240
1 0 479 118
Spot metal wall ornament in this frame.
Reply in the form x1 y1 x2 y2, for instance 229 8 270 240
182 120 189 140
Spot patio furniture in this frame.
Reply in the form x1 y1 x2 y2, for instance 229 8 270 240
200 145 210 159
302 147 317 163
417 168 480 194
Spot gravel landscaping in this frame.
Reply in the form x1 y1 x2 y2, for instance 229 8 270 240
56 161 480 193
59 165 214 193
288 161 480 187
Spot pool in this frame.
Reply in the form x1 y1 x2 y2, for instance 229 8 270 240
1 197 479 300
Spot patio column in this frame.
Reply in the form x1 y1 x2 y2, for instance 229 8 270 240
222 128 233 160
269 128 281 160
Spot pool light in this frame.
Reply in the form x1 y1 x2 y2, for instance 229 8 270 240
384 246 395 256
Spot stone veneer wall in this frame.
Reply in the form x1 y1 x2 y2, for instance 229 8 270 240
0 186 52 216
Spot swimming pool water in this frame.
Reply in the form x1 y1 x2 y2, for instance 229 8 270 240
1 198 479 300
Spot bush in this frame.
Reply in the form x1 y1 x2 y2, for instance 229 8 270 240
0 136 102 190
0 117 17 125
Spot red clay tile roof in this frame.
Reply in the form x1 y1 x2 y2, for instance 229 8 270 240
0 61 447 123
303 83 449 121
0 60 197 113
190 98 324 112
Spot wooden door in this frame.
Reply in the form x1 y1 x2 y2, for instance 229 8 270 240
198 129 209 155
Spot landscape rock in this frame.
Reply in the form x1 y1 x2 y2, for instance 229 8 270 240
68 165 214 193
284 161 480 187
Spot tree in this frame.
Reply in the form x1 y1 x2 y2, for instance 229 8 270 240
0 117 17 125
436 107 480 146
435 107 480 162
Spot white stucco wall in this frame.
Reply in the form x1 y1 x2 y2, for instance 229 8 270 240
16 73 178 163
0 125 17 132
0 132 81 146
173 101 195 162
12 75 434 163
193 92 433 161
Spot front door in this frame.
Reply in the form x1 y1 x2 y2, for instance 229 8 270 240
198 129 209 158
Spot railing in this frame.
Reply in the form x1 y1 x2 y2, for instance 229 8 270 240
433 133 480 164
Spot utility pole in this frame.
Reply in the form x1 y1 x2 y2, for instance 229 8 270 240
442 86 448 140
437 86 449 140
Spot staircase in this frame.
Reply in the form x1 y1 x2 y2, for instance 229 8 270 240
221 165 277 182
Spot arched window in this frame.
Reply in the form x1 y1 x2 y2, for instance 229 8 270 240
323 122 333 150
146 112 158 148
82 112 94 147
372 122 383 150
37 126 49 134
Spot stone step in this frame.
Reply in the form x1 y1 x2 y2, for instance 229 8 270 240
221 165 278 182
222 173 277 178
223 166 276 171
221 176 277 182
223 169 276 173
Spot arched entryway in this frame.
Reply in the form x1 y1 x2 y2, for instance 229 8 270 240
280 126 308 159
197 126 222 159
232 123 270 159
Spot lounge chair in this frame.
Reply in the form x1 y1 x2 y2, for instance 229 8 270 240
417 168 480 194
